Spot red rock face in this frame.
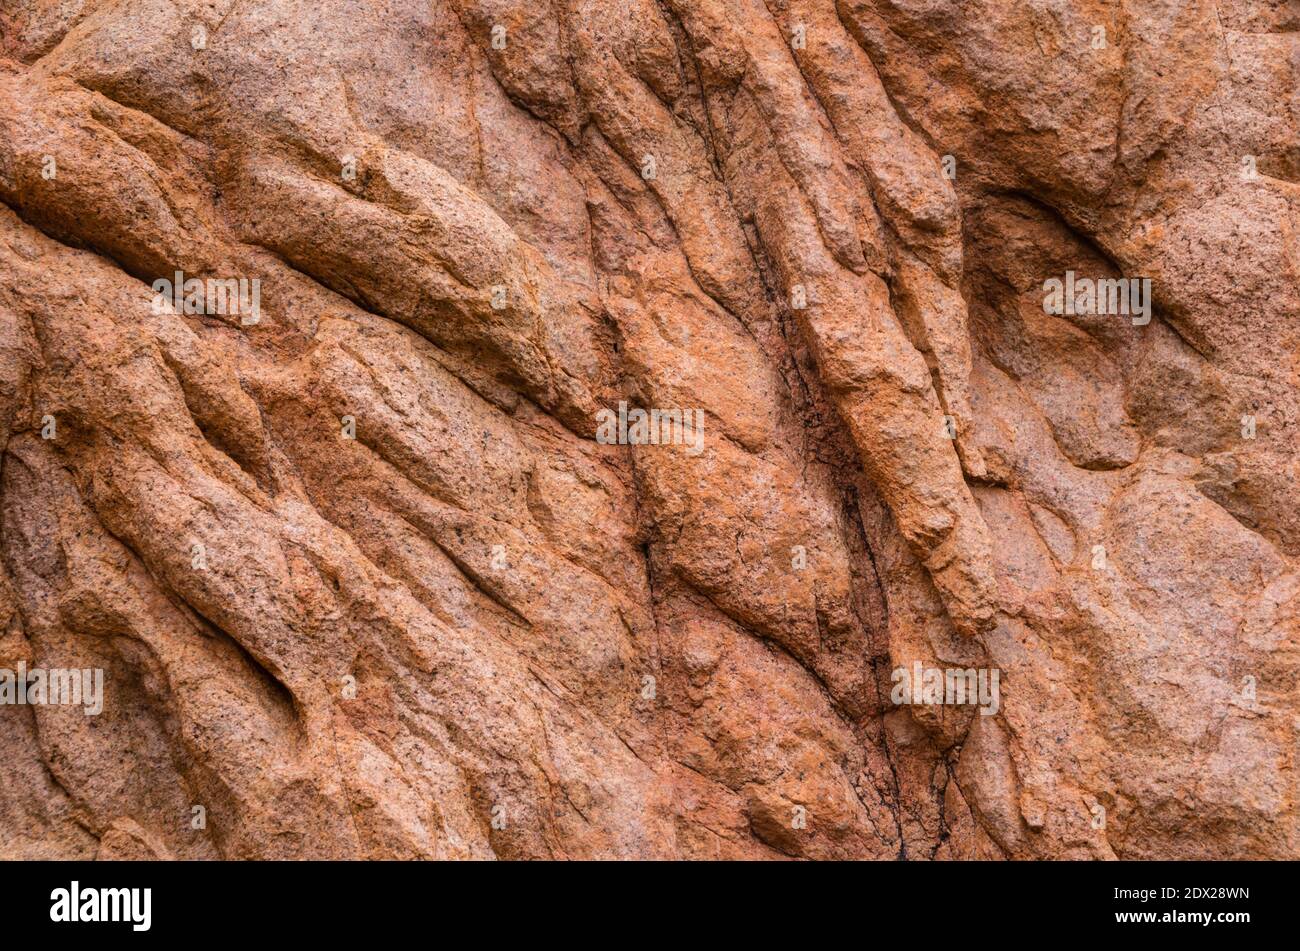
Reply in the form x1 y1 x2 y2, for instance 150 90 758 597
0 0 1295 860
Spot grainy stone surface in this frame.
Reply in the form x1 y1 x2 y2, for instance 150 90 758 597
0 0 1295 859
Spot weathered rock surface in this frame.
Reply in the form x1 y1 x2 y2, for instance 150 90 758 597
0 0 1295 859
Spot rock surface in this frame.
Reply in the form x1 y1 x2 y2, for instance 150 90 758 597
0 0 1295 859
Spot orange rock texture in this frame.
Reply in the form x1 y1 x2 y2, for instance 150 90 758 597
0 0 1296 859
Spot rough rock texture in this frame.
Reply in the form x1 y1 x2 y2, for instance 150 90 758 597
0 0 1296 860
